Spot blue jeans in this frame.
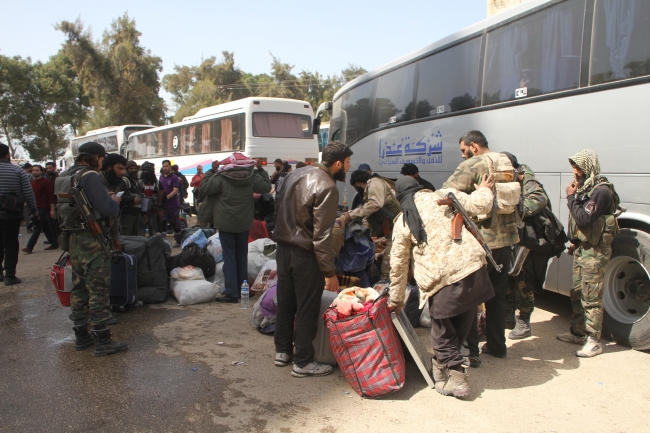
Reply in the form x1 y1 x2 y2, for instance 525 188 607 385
27 208 58 249
220 231 249 299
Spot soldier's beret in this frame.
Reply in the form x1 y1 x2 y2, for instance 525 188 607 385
78 142 106 157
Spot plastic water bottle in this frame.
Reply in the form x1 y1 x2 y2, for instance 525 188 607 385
240 280 249 310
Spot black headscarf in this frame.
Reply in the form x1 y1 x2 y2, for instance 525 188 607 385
395 177 427 246
349 169 371 186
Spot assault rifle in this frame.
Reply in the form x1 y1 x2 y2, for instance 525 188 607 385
436 192 503 272
69 186 112 258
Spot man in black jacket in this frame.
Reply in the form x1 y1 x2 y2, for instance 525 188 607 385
119 160 144 236
273 142 352 378
0 143 37 285
400 163 436 191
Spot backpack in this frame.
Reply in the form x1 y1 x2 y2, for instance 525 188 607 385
54 165 94 231
483 153 522 215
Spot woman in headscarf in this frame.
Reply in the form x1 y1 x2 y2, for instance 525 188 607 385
557 149 620 358
388 174 495 398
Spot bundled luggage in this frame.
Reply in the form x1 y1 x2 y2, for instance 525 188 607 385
121 234 169 304
324 289 405 398
247 238 276 282
110 252 138 310
181 225 215 244
170 265 221 306
50 252 73 307
167 243 216 278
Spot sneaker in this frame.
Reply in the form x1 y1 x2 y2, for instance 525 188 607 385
21 247 32 254
44 245 59 251
509 317 532 340
462 356 481 369
291 361 333 378
576 337 603 358
556 331 587 345
480 343 507 359
275 353 293 367
4 276 21 286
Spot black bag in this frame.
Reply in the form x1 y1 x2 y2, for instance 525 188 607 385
181 225 215 243
166 243 216 278
0 192 26 214
120 234 169 303
519 207 569 258
403 285 423 328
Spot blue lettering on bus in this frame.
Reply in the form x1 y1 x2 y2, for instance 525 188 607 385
378 130 443 166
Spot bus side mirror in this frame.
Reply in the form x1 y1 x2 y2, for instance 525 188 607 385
312 118 321 135
313 101 332 135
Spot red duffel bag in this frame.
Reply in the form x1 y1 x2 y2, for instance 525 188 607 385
324 290 405 398
50 252 73 307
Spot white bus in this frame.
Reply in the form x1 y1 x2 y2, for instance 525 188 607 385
126 97 319 202
64 125 155 170
316 0 650 349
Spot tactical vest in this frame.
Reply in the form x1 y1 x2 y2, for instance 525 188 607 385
54 165 94 231
569 182 621 248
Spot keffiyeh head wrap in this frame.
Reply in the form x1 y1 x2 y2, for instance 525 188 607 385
569 149 608 194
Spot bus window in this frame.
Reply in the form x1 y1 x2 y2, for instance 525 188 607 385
371 63 416 129
482 0 585 105
590 0 650 85
416 37 482 118
331 79 374 145
105 135 118 152
252 113 312 138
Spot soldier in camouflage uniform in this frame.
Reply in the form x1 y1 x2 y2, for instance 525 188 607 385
557 149 619 358
502 152 551 339
343 170 401 280
67 143 128 357
443 130 520 360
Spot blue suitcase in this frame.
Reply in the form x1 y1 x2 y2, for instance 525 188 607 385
110 253 138 311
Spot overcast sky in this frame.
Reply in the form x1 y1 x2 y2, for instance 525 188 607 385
1 0 488 109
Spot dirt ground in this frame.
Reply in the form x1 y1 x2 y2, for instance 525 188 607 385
1 224 649 433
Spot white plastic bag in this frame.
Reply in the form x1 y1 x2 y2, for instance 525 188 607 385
171 279 220 306
208 262 225 289
170 265 205 281
251 260 277 294
420 305 432 328
207 233 223 263
247 238 277 283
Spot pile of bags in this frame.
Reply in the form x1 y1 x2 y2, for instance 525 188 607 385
170 265 222 306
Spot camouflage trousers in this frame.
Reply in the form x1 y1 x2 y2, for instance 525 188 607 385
506 250 550 318
68 231 112 330
570 243 611 340
120 212 142 236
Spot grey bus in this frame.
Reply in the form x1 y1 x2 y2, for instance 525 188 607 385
316 0 650 349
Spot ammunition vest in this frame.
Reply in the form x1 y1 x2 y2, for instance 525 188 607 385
483 152 522 215
569 182 620 248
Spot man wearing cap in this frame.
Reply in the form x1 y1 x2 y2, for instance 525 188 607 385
343 169 400 280
119 161 144 236
66 142 127 356
0 143 38 286
100 153 127 249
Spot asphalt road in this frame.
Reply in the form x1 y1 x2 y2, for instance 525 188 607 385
1 225 649 433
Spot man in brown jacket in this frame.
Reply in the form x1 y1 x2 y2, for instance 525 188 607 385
272 142 352 378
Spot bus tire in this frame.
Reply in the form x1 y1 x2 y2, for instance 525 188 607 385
602 229 650 350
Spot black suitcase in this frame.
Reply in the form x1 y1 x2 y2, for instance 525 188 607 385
110 253 138 311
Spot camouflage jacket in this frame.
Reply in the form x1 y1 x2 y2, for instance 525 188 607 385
442 153 519 249
520 164 549 218
389 187 493 309
348 176 401 236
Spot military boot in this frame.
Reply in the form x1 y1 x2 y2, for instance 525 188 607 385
92 328 128 357
438 367 470 398
72 321 96 351
431 357 448 392
508 315 532 340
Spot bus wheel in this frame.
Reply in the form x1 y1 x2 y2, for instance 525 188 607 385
603 229 650 350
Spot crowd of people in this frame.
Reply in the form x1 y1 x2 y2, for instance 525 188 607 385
0 131 620 396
